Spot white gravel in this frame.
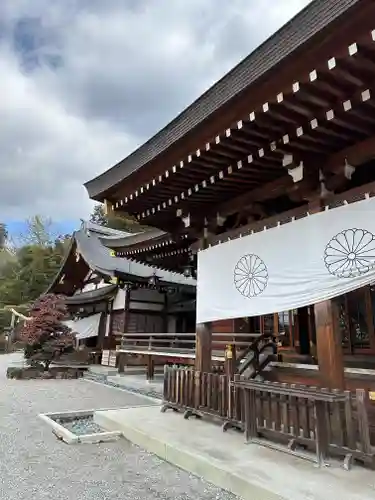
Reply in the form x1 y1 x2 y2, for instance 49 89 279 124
0 353 238 500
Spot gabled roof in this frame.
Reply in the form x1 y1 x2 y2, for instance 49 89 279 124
84 0 361 200
48 225 196 294
75 229 196 288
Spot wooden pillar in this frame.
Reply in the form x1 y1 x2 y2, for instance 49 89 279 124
146 355 155 381
123 285 131 333
117 286 131 373
97 307 107 349
224 344 236 378
297 307 310 356
307 198 344 389
314 299 345 390
118 352 127 374
163 292 168 332
308 305 317 359
195 322 212 373
195 229 212 373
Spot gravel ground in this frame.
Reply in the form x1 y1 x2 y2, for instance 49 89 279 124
84 372 163 400
0 353 238 500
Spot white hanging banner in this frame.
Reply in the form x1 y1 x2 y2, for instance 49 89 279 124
63 313 102 342
197 196 375 323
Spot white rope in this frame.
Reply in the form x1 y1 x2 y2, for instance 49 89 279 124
9 308 31 321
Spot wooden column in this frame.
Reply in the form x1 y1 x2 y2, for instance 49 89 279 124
307 198 345 389
104 300 116 350
297 307 310 356
195 322 212 373
97 307 107 349
163 292 168 332
224 344 237 378
123 285 131 333
195 228 212 373
118 286 131 374
314 299 345 390
146 355 155 381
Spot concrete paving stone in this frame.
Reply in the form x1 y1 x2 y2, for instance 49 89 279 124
95 404 375 500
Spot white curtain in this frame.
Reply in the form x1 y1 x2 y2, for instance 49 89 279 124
63 313 102 343
197 196 375 323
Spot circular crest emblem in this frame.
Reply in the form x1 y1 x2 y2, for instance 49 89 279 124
233 254 268 298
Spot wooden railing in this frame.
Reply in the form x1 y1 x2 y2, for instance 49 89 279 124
162 367 375 469
162 367 232 419
120 332 196 356
235 380 374 468
119 331 267 359
236 332 277 377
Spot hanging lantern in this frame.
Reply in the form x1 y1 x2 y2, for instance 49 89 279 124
148 272 160 287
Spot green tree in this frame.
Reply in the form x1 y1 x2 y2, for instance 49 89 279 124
0 223 8 249
21 215 53 247
90 204 107 226
90 203 150 233
0 216 70 312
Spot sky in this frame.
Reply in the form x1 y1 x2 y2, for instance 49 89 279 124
0 0 312 235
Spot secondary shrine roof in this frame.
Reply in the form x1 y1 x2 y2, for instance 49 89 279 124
48 224 196 295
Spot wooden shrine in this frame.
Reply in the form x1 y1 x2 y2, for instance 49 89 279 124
84 0 375 465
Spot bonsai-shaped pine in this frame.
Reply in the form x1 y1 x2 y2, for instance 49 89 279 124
20 294 75 371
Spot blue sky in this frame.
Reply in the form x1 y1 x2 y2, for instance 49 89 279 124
0 0 311 227
7 220 78 240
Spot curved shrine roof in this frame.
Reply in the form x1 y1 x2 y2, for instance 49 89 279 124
48 224 196 294
84 0 361 200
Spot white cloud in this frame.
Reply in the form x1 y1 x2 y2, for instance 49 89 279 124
0 0 311 221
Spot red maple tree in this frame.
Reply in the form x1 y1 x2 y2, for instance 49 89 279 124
20 294 75 370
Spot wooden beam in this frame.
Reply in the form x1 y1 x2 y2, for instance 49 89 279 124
195 322 212 373
325 134 375 174
213 133 375 220
217 175 293 217
209 156 324 220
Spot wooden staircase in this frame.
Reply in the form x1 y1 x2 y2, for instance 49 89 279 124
236 333 277 379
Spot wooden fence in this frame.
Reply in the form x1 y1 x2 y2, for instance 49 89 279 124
162 366 375 469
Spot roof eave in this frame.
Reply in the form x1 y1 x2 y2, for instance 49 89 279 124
84 0 362 200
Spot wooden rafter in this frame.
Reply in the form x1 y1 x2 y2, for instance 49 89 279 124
110 29 375 216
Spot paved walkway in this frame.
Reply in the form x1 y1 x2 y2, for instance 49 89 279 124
96 405 375 500
0 353 236 500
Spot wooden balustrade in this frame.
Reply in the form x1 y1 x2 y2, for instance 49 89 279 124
119 331 265 358
162 366 375 469
162 367 231 419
